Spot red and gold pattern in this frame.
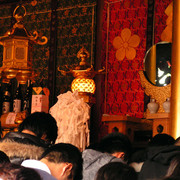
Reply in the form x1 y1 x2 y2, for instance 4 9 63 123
102 0 148 118
102 0 172 118
154 0 173 43
161 2 173 42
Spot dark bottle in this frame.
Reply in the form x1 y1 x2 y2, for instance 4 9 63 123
13 82 22 113
23 80 32 115
2 83 11 114
0 83 2 115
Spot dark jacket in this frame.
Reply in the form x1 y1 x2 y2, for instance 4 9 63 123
138 145 180 180
0 132 49 164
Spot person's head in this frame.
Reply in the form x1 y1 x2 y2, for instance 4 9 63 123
174 136 180 146
148 133 175 147
40 143 82 180
0 150 10 164
98 132 132 162
95 162 137 180
18 112 58 144
0 162 42 180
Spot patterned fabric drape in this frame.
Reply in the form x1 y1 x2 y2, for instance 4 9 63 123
102 0 148 118
55 3 96 99
101 0 172 118
154 0 172 43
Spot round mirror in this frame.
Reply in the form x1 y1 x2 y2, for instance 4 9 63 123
144 42 171 86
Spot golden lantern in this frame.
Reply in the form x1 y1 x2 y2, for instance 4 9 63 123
0 5 47 84
58 47 104 104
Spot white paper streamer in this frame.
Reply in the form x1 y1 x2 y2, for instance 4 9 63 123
49 91 90 151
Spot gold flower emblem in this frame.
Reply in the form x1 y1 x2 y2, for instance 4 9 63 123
113 28 140 61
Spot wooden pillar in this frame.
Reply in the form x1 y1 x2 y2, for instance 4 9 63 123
170 0 180 138
90 0 104 143
48 0 58 107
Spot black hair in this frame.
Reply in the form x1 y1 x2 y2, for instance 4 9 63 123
0 151 10 163
0 162 42 180
95 162 137 180
98 132 132 161
18 112 58 144
148 133 175 147
174 136 180 146
40 143 83 180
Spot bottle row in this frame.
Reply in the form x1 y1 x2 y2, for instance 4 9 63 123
0 80 32 116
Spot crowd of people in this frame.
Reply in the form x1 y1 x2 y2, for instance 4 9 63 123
0 112 180 180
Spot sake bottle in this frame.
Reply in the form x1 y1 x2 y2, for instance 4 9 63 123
13 82 22 113
23 80 32 115
0 83 3 115
2 83 11 114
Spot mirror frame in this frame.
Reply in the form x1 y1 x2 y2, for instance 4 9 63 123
143 41 172 87
139 70 171 114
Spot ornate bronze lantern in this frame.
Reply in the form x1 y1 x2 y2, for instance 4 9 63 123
58 47 104 104
0 5 47 84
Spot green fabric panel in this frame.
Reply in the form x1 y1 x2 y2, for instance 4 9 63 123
23 1 51 87
0 5 11 68
57 0 96 8
55 4 96 97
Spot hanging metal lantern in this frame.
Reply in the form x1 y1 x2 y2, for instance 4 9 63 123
58 47 105 104
0 5 47 84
